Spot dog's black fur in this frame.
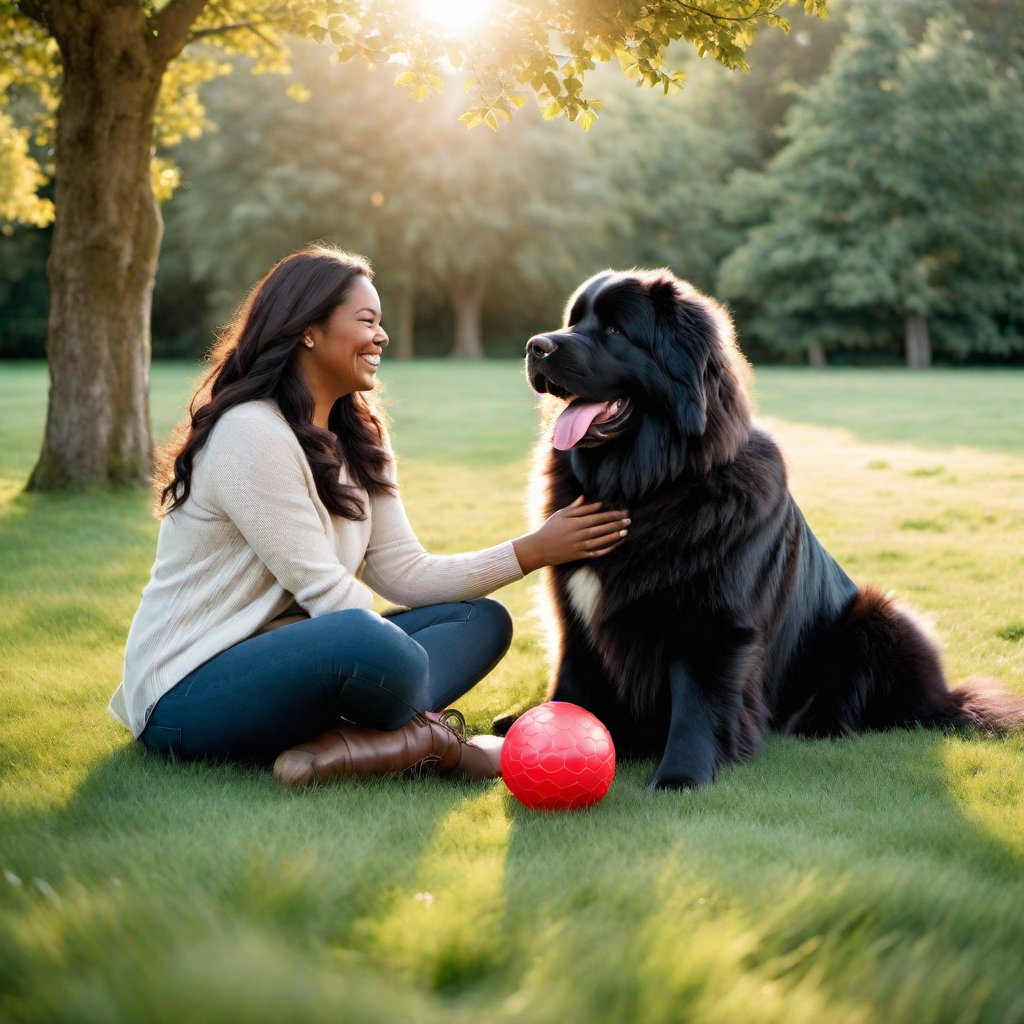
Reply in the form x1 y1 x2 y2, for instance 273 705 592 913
517 268 1023 789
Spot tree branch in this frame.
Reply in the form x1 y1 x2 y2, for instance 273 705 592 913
148 0 211 65
186 19 257 41
186 18 284 51
659 1 777 25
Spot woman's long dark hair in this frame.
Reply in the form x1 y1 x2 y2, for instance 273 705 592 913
155 244 395 521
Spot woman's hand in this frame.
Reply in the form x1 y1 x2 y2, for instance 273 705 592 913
512 497 630 575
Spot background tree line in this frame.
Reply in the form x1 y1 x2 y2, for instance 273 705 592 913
1 0 823 491
3 0 1022 368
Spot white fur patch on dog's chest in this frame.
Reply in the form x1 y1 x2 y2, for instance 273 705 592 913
565 567 603 635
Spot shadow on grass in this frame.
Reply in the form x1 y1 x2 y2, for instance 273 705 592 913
1 741 473 924
0 490 158 588
751 367 1024 458
0 743 472 1024
1 727 1022 1023
493 730 1024 1024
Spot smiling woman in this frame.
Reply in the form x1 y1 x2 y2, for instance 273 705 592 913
109 242 630 788
295 276 388 429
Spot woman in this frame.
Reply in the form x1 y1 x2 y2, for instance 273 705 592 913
109 244 629 787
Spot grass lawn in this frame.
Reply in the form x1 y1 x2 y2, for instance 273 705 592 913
1 360 1022 1024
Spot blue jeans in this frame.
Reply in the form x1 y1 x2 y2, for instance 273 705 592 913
139 598 513 763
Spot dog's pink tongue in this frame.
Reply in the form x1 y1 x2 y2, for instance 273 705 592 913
553 400 613 450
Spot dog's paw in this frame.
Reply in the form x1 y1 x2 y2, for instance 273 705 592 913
648 764 714 791
648 774 698 792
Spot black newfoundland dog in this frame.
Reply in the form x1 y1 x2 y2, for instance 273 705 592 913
519 268 1023 790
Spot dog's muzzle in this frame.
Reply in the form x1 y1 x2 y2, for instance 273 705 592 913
528 334 559 358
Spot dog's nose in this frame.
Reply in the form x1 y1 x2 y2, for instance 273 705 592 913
528 334 558 358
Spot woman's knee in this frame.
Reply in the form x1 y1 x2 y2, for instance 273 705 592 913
333 609 429 728
467 598 514 657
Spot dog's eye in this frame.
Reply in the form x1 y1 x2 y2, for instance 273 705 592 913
606 325 622 335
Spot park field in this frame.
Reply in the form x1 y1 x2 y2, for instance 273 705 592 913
1 361 1023 1024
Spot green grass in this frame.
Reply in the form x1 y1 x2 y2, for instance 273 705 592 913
752 366 1024 455
1 361 1023 1024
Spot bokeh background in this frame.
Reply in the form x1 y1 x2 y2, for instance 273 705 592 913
3 0 1022 369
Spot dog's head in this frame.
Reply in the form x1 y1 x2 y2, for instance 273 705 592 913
526 269 752 503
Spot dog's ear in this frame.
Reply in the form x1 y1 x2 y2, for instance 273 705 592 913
669 347 708 438
649 280 708 437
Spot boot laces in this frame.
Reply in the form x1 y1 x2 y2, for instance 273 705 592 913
404 752 443 778
403 710 467 778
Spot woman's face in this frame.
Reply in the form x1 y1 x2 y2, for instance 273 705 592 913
300 275 388 398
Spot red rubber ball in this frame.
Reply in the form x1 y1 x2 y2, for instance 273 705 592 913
500 702 616 811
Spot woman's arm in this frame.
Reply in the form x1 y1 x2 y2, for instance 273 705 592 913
361 472 628 607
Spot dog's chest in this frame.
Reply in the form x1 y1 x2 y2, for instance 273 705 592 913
563 566 604 636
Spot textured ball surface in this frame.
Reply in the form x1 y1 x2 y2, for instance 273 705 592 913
500 702 616 811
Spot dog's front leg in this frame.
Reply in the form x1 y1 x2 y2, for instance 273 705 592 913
551 632 620 721
649 659 719 790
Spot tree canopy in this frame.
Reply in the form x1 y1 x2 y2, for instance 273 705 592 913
0 0 829 489
156 46 602 358
145 42 762 359
307 0 825 132
718 0 1024 366
1 0 827 232
3 0 1023 491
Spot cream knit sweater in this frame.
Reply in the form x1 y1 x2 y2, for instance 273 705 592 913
109 400 524 736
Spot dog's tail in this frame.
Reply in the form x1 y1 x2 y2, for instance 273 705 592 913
849 587 1024 735
786 587 1024 738
942 680 1024 734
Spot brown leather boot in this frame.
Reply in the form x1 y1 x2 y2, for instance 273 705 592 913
425 710 504 782
273 709 503 787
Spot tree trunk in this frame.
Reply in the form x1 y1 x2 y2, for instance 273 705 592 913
449 273 487 359
904 313 932 370
386 278 416 360
808 340 828 368
27 3 195 490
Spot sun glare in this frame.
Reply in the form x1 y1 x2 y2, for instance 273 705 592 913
416 0 493 35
